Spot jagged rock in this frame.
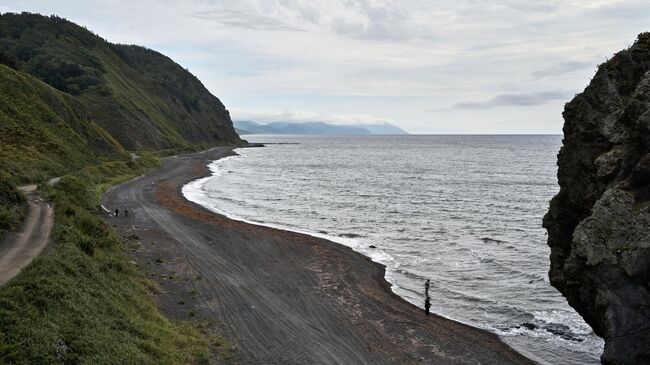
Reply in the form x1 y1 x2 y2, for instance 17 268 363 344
520 322 537 330
543 33 650 364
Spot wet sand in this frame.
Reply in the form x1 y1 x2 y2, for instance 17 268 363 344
102 146 535 364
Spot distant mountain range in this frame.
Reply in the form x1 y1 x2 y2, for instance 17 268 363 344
234 121 408 135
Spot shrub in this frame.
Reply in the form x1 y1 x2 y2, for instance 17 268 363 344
0 154 215 364
0 179 26 239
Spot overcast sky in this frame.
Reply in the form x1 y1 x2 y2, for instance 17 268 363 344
2 1 649 133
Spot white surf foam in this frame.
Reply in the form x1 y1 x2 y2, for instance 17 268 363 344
182 154 403 293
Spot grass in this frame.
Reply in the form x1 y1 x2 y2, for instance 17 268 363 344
0 13 242 363
0 243 210 364
0 12 241 152
0 178 27 240
0 156 223 364
0 64 126 185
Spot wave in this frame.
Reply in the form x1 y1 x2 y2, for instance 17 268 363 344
181 138 602 365
183 170 402 293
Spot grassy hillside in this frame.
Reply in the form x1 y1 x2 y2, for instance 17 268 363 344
0 180 26 240
0 158 224 364
0 69 227 361
0 64 125 184
0 63 125 239
0 12 241 150
0 12 239 363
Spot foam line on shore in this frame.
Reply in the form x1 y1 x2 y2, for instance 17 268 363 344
180 151 587 362
182 154 402 296
180 151 588 364
105 146 537 364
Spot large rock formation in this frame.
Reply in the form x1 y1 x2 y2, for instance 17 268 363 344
543 34 650 364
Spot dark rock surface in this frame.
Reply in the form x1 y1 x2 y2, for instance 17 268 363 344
543 33 650 364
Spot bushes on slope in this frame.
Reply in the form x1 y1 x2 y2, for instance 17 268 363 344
0 157 214 364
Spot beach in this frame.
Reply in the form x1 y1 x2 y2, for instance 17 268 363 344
102 146 534 364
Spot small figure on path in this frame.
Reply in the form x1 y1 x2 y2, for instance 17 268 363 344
425 297 431 316
124 208 129 217
114 208 119 217
425 279 430 297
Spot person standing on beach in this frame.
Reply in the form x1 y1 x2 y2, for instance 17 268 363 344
425 279 430 297
425 297 431 316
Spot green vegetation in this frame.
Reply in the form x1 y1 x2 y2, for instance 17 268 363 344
0 179 26 240
0 12 241 364
0 12 241 151
0 64 125 184
0 157 218 364
0 61 122 242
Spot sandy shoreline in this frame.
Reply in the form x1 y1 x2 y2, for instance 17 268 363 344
102 146 535 364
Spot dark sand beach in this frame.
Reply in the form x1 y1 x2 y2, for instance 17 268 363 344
102 146 534 364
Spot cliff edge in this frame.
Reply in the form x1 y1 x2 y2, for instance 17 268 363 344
543 34 650 364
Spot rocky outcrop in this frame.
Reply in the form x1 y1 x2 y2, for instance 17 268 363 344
543 33 650 364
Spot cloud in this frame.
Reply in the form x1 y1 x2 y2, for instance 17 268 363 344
229 107 391 125
189 9 303 32
531 60 597 78
188 0 435 41
328 1 433 41
432 91 572 111
5 0 648 133
501 1 558 13
276 0 321 23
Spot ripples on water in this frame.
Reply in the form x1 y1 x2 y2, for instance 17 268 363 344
183 135 604 364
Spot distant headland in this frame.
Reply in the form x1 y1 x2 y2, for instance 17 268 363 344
234 120 408 135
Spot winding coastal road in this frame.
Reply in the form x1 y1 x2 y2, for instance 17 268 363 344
103 147 534 364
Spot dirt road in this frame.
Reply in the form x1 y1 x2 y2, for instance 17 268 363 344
103 147 534 365
0 186 53 286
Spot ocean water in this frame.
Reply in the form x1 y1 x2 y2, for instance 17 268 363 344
183 135 604 364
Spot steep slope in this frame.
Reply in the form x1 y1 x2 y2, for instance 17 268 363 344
0 62 124 239
543 33 650 364
0 12 240 150
0 63 124 184
0 13 239 363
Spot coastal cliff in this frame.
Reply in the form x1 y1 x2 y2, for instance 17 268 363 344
0 13 241 363
543 33 650 364
0 12 241 150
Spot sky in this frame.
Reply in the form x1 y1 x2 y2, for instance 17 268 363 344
1 1 649 133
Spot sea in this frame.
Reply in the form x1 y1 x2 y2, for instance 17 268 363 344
182 134 604 364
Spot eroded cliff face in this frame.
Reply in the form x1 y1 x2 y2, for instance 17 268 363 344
543 34 650 364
